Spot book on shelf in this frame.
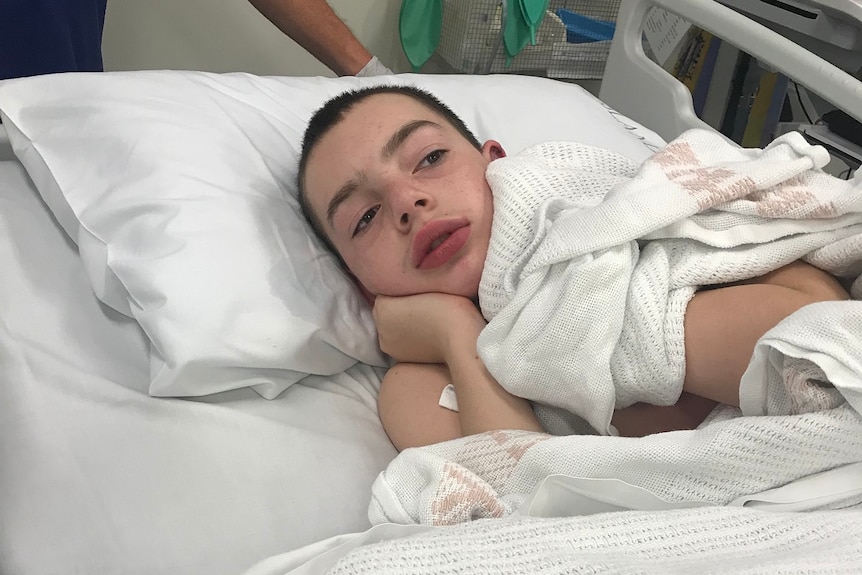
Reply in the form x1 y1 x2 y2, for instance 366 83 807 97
759 70 790 147
741 68 790 147
719 51 752 138
700 41 741 130
728 55 763 142
667 28 721 118
668 28 706 82
667 26 789 148
725 59 789 146
690 33 722 118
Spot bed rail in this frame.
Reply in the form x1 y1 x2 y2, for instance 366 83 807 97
600 0 862 142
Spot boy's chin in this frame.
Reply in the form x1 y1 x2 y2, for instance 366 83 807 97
444 277 481 302
354 282 376 306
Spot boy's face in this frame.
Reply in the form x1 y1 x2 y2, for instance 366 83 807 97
304 93 504 298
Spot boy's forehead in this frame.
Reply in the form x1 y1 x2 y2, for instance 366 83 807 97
306 94 440 195
310 95 449 166
341 92 444 129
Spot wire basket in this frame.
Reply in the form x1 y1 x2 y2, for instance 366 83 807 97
436 0 622 79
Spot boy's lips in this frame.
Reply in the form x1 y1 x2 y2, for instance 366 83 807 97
412 218 471 270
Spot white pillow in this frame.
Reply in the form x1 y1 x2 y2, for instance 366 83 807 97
0 71 663 399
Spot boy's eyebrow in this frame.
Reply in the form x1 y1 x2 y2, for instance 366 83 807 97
382 119 442 159
326 119 443 229
326 174 366 229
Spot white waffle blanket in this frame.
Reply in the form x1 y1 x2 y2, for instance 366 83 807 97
331 301 862 574
478 130 862 435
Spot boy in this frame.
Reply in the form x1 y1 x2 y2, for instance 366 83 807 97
298 85 849 450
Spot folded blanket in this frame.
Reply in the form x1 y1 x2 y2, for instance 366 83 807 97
478 131 862 435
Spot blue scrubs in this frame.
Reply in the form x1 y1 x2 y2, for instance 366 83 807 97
1 0 108 80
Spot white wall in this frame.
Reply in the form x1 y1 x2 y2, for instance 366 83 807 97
101 0 413 76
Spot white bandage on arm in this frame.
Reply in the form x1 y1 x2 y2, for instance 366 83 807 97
438 384 459 412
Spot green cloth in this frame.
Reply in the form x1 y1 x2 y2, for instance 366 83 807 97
399 0 443 71
518 0 549 45
503 0 531 66
503 0 548 65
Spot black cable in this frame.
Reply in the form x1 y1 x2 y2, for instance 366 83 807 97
792 81 814 124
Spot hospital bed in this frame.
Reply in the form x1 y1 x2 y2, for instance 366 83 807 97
0 1 860 574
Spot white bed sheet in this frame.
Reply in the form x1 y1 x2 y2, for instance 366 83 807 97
0 159 397 574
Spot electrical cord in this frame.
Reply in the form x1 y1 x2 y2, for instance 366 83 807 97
792 81 815 124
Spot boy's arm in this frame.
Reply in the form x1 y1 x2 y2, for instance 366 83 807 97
440 305 544 437
683 261 848 406
374 294 544 444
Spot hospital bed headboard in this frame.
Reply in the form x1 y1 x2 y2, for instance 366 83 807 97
600 0 862 143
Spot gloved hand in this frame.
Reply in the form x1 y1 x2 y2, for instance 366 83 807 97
356 55 394 76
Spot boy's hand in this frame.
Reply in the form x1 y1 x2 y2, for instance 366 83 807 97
373 293 485 365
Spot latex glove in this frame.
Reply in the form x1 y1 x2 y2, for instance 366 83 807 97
356 55 393 77
373 293 485 365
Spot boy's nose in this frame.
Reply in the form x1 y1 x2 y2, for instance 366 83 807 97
399 198 427 225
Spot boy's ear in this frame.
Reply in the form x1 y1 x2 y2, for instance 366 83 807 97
482 140 506 161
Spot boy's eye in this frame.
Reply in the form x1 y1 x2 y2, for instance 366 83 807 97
352 205 379 237
419 149 447 168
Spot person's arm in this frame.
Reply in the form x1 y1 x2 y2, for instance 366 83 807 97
438 297 544 437
611 393 717 437
683 261 848 406
247 0 376 75
374 293 544 449
377 363 463 450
